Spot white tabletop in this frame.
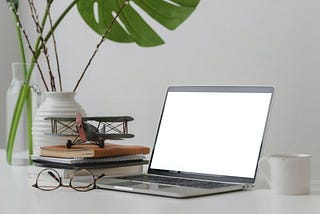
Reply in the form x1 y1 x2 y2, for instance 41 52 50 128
1 151 320 214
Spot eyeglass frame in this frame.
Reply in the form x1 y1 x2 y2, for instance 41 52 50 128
32 168 105 192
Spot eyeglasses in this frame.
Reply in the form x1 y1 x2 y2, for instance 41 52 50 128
32 168 105 192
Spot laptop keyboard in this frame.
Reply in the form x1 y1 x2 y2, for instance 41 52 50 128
121 175 234 189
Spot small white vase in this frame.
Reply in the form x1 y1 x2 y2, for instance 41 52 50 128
32 92 85 155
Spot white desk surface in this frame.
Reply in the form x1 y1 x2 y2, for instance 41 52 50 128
1 151 319 214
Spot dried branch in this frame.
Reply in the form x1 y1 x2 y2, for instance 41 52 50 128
7 2 49 92
73 0 130 92
48 2 63 92
28 0 56 91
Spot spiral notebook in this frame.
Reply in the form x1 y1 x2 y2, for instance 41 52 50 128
31 154 148 170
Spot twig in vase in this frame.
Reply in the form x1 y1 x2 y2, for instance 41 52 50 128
48 3 63 92
73 0 130 92
28 0 56 92
7 2 50 92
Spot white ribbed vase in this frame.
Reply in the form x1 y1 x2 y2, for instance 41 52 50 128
32 92 85 155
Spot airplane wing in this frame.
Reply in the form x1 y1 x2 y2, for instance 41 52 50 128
45 133 79 137
45 116 134 122
44 116 76 121
95 133 134 140
81 116 134 122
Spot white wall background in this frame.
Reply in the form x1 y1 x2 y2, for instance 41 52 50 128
1 0 320 178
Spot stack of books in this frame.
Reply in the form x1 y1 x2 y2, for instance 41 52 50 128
31 143 150 178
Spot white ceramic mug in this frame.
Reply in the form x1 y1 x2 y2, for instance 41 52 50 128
259 154 311 195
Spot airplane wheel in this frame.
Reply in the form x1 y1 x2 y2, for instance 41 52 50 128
98 139 104 148
66 140 72 149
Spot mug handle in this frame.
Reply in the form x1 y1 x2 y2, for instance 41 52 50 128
259 157 271 186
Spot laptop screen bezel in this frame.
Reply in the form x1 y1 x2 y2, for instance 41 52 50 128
147 85 274 185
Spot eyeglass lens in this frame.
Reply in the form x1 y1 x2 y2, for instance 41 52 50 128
36 169 61 191
70 169 95 191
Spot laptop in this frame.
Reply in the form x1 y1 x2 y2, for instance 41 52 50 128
97 86 274 198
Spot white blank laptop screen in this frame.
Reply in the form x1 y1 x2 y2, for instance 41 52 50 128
150 91 272 178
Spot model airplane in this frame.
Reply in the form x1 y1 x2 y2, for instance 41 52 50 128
45 113 134 149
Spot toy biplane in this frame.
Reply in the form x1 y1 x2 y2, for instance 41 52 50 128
45 113 134 149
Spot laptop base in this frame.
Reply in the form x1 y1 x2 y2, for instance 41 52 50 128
97 177 244 198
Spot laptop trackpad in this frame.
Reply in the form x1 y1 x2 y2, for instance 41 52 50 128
109 180 171 190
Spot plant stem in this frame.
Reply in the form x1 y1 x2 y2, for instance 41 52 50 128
9 2 50 91
26 86 33 164
22 0 79 86
15 12 50 91
14 15 27 76
28 0 56 91
25 0 79 85
44 0 79 43
48 4 63 92
7 0 79 164
6 5 50 164
6 10 32 165
6 85 30 164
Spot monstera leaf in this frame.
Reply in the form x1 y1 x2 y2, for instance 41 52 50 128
77 0 200 47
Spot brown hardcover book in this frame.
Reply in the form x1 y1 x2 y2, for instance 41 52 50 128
40 143 150 158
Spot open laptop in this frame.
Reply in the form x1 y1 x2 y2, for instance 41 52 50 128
97 86 274 198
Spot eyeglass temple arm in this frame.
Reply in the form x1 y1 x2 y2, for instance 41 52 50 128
92 173 106 189
96 173 106 180
48 171 60 183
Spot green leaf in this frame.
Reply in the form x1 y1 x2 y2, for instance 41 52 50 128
77 0 200 47
133 0 198 30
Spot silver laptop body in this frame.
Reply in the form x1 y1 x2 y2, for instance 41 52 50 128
97 86 274 198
